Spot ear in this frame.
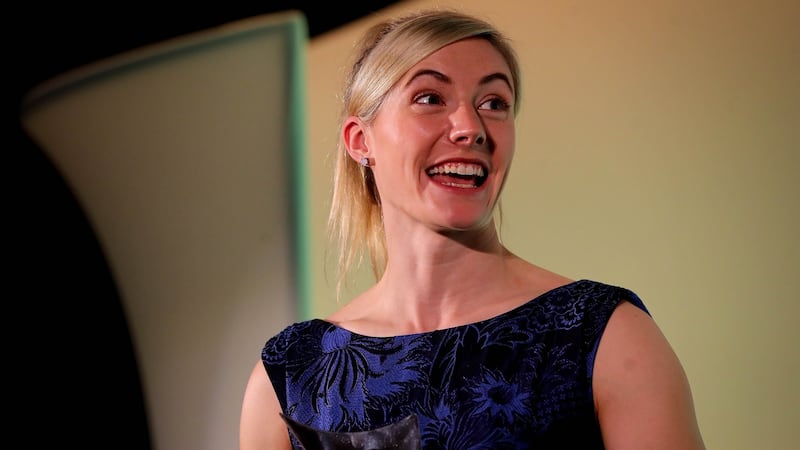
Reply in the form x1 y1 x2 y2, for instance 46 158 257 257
342 116 369 165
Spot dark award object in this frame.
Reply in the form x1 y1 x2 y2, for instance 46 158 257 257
279 413 422 450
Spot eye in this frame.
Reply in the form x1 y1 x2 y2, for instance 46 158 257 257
414 92 444 106
478 97 511 112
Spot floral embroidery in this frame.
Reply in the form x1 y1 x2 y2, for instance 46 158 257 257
263 280 649 449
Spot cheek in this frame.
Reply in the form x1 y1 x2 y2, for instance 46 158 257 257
409 119 443 142
390 117 441 144
491 125 515 160
371 117 442 161
507 136 516 162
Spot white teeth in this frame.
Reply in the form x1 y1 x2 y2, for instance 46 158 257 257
427 163 485 177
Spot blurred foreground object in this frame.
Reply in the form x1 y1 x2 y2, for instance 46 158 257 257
20 11 310 450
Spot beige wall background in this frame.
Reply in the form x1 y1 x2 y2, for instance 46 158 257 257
304 1 799 449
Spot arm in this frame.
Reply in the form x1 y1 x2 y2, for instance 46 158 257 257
239 361 293 450
594 301 706 450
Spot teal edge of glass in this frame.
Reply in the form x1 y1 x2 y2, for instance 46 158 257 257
286 12 313 321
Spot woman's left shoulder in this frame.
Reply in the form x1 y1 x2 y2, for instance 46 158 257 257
592 293 706 448
568 279 651 316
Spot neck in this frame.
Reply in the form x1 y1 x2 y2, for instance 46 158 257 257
374 235 525 332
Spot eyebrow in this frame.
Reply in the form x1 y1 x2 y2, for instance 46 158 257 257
404 69 513 94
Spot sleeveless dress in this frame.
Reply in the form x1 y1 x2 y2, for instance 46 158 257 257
262 279 649 449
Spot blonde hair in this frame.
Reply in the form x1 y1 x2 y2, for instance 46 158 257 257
327 9 522 300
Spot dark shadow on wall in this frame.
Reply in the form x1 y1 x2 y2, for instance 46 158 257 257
14 130 152 449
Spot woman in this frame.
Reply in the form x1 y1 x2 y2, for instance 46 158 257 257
240 9 705 449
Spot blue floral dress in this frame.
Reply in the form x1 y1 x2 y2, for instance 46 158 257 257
262 279 649 449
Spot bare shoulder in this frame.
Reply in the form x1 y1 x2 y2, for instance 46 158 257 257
239 361 292 450
594 301 706 449
324 293 366 322
323 290 394 337
506 256 575 300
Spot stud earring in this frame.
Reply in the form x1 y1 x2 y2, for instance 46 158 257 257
360 156 370 167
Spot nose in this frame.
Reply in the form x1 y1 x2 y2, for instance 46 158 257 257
449 104 486 146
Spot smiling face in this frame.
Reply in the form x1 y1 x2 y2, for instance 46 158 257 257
343 37 516 235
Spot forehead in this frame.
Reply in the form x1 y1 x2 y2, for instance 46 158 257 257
401 38 512 83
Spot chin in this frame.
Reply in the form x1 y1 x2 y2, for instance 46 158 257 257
437 215 493 233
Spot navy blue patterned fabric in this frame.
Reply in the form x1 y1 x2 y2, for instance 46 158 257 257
263 279 649 449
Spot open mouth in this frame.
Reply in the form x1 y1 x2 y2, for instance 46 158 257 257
426 162 487 188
